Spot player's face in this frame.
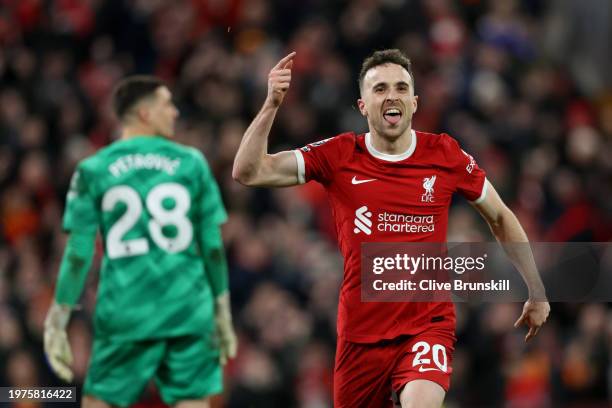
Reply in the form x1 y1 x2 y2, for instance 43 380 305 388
358 63 418 140
146 86 179 138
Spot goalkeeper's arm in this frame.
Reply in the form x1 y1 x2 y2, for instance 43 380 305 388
44 230 96 382
200 225 237 365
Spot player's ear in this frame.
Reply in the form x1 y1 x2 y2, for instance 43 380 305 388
412 95 418 114
136 104 151 124
357 99 367 117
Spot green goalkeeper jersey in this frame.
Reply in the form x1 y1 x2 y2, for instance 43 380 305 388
63 135 227 341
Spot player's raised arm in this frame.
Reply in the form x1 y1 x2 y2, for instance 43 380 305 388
232 52 300 187
471 179 550 342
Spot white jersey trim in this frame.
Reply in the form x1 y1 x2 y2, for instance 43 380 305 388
293 150 306 184
470 178 488 204
365 129 417 162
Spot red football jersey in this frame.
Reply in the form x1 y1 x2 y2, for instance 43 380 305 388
294 130 487 343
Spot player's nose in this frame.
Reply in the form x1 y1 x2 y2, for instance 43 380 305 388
384 96 400 107
386 88 400 101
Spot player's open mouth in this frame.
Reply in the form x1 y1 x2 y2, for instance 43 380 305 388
383 108 402 125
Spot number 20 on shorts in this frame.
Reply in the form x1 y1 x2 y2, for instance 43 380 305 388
412 341 448 372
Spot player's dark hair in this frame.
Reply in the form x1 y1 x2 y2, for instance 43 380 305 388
359 49 414 91
112 75 165 120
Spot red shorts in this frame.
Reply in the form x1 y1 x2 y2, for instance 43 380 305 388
334 327 456 408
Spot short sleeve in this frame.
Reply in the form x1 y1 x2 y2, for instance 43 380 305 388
197 153 227 226
62 163 99 233
293 134 351 185
443 135 487 203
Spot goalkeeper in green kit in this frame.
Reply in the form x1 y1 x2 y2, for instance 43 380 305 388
43 76 237 408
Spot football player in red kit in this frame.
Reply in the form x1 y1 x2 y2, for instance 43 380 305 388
233 49 550 408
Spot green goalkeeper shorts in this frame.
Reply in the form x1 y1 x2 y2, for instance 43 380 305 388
83 334 222 407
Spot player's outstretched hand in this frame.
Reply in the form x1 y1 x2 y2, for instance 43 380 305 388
44 302 74 382
514 299 550 342
266 51 296 108
215 293 238 365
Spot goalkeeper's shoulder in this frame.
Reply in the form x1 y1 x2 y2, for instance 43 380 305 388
69 154 100 186
73 142 117 174
183 145 209 166
158 138 208 166
175 144 214 177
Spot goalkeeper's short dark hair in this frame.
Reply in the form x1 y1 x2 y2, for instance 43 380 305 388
359 49 414 92
112 75 165 120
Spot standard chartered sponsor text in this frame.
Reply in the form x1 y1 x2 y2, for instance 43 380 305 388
377 212 435 233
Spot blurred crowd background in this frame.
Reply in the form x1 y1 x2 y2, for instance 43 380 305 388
1 0 611 407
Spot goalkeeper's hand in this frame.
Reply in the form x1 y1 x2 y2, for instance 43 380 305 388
43 302 74 382
215 293 237 365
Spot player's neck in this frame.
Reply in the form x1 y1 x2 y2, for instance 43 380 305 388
120 124 160 140
369 128 413 155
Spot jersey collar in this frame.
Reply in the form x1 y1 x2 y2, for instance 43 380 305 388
365 129 417 162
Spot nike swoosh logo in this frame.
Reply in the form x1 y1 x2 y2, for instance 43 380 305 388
418 367 442 373
351 176 377 185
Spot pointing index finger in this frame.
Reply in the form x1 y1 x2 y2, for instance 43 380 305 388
274 52 296 70
514 313 526 328
525 326 539 342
